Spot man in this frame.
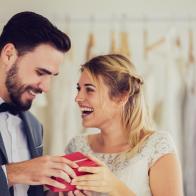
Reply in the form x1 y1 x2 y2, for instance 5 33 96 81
0 11 78 196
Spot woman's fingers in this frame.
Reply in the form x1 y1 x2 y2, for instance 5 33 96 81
72 173 101 184
83 190 92 196
78 166 103 174
67 190 92 196
85 155 105 166
67 191 75 196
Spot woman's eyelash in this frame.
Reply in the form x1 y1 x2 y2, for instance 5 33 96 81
86 88 95 92
76 86 95 92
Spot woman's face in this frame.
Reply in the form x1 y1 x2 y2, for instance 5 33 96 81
75 69 122 129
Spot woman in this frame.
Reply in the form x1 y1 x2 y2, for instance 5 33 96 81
64 54 183 196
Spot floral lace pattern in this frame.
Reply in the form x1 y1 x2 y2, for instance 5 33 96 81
65 131 176 196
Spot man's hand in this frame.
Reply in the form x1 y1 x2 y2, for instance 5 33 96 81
6 155 78 189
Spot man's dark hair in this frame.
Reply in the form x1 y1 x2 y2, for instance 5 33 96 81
0 11 71 55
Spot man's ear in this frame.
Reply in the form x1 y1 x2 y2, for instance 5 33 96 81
1 43 18 70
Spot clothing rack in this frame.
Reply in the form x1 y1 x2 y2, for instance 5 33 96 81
61 15 196 24
1 15 196 26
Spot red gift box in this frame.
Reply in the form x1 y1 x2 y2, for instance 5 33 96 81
46 152 98 192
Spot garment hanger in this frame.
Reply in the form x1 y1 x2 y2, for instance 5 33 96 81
64 15 74 62
188 28 195 64
119 14 131 58
145 37 166 54
85 15 96 61
109 15 117 54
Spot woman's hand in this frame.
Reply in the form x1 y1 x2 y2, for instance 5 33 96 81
67 190 92 196
71 155 119 195
58 190 92 196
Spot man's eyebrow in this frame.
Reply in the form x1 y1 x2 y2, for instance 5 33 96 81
37 68 59 76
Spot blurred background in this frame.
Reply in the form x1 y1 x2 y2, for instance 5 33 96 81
0 0 196 195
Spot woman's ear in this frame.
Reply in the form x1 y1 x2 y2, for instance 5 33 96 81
0 43 18 71
117 92 129 105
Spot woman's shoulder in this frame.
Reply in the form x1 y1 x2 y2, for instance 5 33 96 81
141 131 177 167
64 133 95 154
146 131 175 145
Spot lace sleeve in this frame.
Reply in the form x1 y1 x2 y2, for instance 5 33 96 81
64 137 78 154
148 132 177 167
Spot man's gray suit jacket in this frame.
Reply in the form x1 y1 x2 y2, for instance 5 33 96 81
0 111 44 196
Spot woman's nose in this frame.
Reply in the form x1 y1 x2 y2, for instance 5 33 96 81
75 91 85 103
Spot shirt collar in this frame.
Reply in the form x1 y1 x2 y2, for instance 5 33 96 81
0 97 5 105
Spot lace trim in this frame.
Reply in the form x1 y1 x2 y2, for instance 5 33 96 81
140 131 176 167
65 131 176 172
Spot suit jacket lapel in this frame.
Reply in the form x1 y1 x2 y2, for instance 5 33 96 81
0 133 8 164
19 112 44 195
0 112 42 161
19 112 38 158
0 112 43 196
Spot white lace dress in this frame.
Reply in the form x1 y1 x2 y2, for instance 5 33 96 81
65 131 176 196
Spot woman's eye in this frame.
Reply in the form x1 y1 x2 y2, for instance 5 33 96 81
86 88 94 92
76 86 80 91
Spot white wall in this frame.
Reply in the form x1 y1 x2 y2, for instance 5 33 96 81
0 0 195 155
0 0 196 21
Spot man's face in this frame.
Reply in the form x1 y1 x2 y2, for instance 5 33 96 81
5 44 65 111
5 62 42 110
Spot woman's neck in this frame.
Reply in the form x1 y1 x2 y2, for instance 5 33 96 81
98 131 129 147
89 124 130 153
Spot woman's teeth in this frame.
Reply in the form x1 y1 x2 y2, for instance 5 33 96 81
81 107 94 116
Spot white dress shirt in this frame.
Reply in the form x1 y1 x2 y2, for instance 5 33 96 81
0 98 30 196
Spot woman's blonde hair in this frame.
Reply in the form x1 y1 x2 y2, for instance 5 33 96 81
81 54 154 157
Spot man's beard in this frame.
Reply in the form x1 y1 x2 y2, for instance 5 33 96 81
5 63 42 111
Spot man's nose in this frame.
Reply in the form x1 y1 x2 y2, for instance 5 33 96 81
38 77 51 93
